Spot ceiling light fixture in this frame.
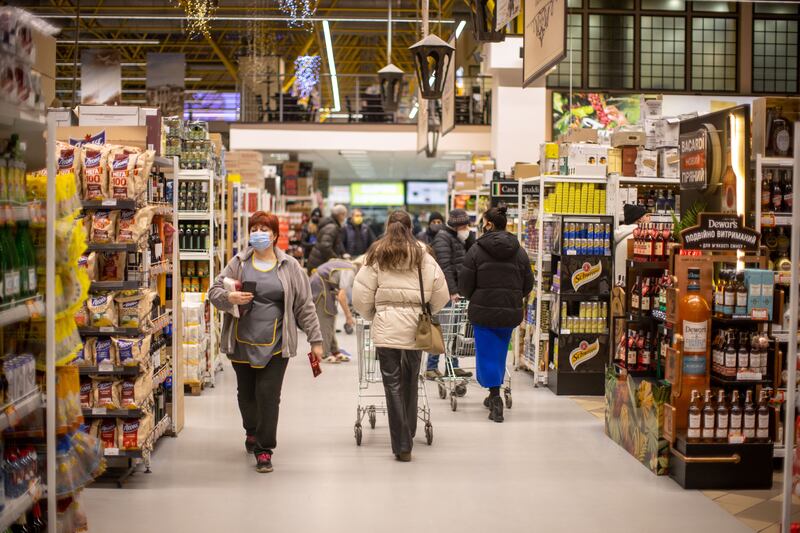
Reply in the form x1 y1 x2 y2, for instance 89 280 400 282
56 39 161 45
408 103 419 119
174 0 217 38
455 20 467 39
38 14 455 24
322 20 340 113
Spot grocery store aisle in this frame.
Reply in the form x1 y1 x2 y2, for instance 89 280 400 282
83 324 750 533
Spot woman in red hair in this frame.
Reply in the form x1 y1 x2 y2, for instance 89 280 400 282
209 211 323 473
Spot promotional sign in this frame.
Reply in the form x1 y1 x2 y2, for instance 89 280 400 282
523 0 567 87
569 338 600 370
679 129 708 190
496 0 522 31
680 213 760 251
441 36 456 136
571 261 603 291
69 130 106 147
490 180 537 198
81 49 121 105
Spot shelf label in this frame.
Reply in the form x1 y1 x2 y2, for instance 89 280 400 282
92 407 108 415
761 213 776 228
99 327 115 333
101 199 117 206
104 447 120 456
736 371 763 381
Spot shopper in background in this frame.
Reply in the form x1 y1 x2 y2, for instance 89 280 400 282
308 204 348 270
208 211 323 474
426 208 473 380
458 206 533 423
342 208 376 258
353 210 449 462
299 207 322 261
416 211 445 245
310 258 358 363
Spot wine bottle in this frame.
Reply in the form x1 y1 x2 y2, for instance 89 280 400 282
715 390 729 442
730 390 743 436
756 390 770 442
721 147 737 214
687 390 702 442
743 390 756 439
702 389 716 442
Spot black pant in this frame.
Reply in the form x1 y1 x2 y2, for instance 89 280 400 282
232 357 289 455
377 348 421 455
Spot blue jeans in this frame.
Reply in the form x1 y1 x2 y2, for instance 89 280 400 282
426 301 459 371
473 325 514 388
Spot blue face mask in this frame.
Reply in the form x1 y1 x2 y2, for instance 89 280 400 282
249 231 272 250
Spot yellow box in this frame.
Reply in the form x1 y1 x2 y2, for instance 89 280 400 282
544 142 559 159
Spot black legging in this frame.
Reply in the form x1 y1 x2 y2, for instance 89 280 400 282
377 348 421 455
232 357 289 455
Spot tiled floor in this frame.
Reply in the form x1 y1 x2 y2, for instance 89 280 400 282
571 397 796 532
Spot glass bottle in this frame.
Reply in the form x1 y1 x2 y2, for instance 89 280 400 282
18 223 36 296
639 331 652 370
687 390 702 442
702 389 716 442
756 390 770 442
714 270 726 318
724 332 737 377
762 170 774 212
721 147 737 214
737 332 749 374
627 329 638 370
729 390 743 436
723 270 736 317
679 268 711 399
735 271 748 317
781 170 793 213
773 171 784 213
631 276 641 313
743 390 756 439
641 278 651 314
3 224 21 303
715 390 729 442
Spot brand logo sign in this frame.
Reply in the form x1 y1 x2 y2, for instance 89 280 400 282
571 261 602 291
569 339 600 370
112 155 130 170
680 128 707 190
69 130 106 147
85 153 102 167
680 213 760 251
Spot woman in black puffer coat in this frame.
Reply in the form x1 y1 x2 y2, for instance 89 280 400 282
458 206 533 423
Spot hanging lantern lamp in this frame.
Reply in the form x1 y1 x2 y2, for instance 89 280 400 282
378 64 404 112
469 0 505 42
409 34 454 100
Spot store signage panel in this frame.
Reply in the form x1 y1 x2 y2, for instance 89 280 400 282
490 180 537 197
441 36 456 136
496 0 522 30
679 129 707 190
523 0 567 87
680 213 760 251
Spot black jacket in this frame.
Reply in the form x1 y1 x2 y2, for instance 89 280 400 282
416 227 440 245
342 221 376 257
432 226 466 294
299 223 317 259
308 216 345 270
458 230 534 328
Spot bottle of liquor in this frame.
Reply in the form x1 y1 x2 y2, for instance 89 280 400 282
636 330 647 369
715 390 729 442
631 276 641 313
641 278 651 315
3 224 21 303
756 390 770 442
723 270 736 317
687 390 702 442
178 224 186 251
743 390 756 439
721 147 737 214
658 269 671 312
714 270 726 318
643 224 654 260
679 268 711 393
702 389 716 442
653 224 665 261
724 331 737 377
737 332 749 375
200 224 209 250
632 224 641 259
192 224 200 250
773 172 784 213
151 222 163 263
711 329 723 375
781 170 793 213
762 170 774 212
729 390 743 436
735 271 748 317
639 332 652 370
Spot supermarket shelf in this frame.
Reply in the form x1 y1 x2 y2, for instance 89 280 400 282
0 389 43 432
0 101 46 132
180 250 212 260
0 296 44 329
711 374 772 387
153 156 175 168
103 447 144 458
83 408 144 419
712 315 770 325
539 175 608 184
544 213 609 220
0 480 41 531
758 156 795 167
3 202 44 223
82 199 137 210
178 169 214 179
284 195 314 201
772 332 800 344
147 311 172 334
618 176 680 185
90 280 142 291
627 259 670 271
79 325 140 336
774 446 786 458
86 242 139 253
178 211 211 220
760 212 792 228
148 260 173 276
152 364 170 390
78 364 140 377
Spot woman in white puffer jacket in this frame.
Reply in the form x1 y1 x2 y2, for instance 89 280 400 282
353 210 449 462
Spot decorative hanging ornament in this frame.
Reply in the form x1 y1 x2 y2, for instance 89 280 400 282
469 0 505 42
293 55 321 99
409 34 455 100
278 0 317 28
175 0 218 38
378 64 404 112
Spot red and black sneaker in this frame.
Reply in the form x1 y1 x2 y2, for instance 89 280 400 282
245 436 256 454
256 452 274 473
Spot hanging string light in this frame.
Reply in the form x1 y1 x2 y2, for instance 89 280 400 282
278 0 317 28
293 55 321 98
174 0 217 38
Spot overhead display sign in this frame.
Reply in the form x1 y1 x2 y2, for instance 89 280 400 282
81 49 121 105
680 213 760 251
441 36 456 136
497 0 522 30
417 90 428 154
523 0 567 87
679 129 708 190
350 182 405 206
491 180 537 198
407 181 448 205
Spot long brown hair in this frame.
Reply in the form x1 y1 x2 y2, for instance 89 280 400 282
365 210 423 270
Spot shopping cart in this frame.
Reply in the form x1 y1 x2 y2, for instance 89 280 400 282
354 316 434 447
434 300 513 412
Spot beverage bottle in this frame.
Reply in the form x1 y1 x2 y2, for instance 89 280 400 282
729 390 743 436
711 330 723 375
737 332 749 374
13 225 29 298
782 170 793 213
633 224 642 259
743 390 756 439
723 270 736 317
627 329 638 370
639 332 652 369
721 147 737 213
735 271 748 316
178 224 185 250
702 389 716 442
631 276 641 313
603 224 611 256
18 224 36 296
200 224 209 250
653 223 664 260
773 172 784 212
756 390 770 441
643 224 654 260
152 222 163 262
714 270 726 317
762 170 773 211
677 268 711 416
2 225 21 303
641 278 651 314
687 390 702 442
724 332 737 377
715 390 729 442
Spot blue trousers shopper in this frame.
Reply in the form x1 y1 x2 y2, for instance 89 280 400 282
473 325 514 388
426 301 459 371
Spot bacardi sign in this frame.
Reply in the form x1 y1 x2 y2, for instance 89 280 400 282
679 129 707 190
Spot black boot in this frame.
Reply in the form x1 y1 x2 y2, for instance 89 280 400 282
488 396 504 423
483 395 492 409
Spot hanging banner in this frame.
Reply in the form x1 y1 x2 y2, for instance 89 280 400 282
522 0 567 87
680 213 761 251
496 0 522 30
417 91 428 154
146 53 186 117
441 36 456 136
81 49 121 105
679 129 708 190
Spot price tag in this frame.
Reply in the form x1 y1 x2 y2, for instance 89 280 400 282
92 407 108 415
750 308 769 321
561 329 571 335
25 299 41 320
728 434 745 444
104 447 120 456
99 326 115 333
761 213 776 228
566 250 577 256
101 199 117 207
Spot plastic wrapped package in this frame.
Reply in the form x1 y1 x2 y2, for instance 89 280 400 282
119 372 153 409
117 413 153 450
183 343 201 382
113 335 151 367
91 379 120 409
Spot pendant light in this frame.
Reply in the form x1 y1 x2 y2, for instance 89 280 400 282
469 0 505 42
378 0 403 112
408 0 454 100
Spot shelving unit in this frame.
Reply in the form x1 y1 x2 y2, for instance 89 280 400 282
447 188 489 222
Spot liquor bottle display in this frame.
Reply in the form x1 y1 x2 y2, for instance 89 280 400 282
679 268 711 387
684 387 774 443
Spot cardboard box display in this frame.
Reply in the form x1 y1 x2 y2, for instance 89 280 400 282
32 28 56 79
561 128 599 144
76 105 142 127
611 131 646 148
636 148 659 177
56 126 147 149
559 255 612 295
49 108 73 127
514 163 540 180
644 118 660 150
641 98 662 119
567 144 608 177
39 73 55 107
621 146 637 177
539 142 559 175
454 160 472 173
744 269 774 320
660 148 680 179
556 333 609 373
606 148 622 175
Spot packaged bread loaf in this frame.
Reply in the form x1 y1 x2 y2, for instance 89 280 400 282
90 210 117 244
92 378 120 409
119 372 153 409
118 413 153 450
81 144 109 200
88 293 118 327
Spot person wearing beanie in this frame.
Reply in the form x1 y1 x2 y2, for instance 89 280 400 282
458 206 533 423
416 211 445 245
426 208 474 380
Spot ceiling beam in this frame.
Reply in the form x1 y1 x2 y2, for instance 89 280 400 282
205 33 238 81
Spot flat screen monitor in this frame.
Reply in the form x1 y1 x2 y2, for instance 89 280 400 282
406 181 447 205
350 182 405 206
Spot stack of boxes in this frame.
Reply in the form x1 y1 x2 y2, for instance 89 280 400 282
281 161 314 197
225 150 264 187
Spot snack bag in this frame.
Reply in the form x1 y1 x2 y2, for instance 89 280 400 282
72 342 91 366
90 210 117 244
118 414 153 450
92 419 117 449
113 336 150 366
133 149 154 202
116 209 136 243
97 252 125 282
87 294 118 327
56 142 81 176
117 290 157 329
81 144 109 200
92 378 121 409
79 379 93 409
119 372 153 409
108 148 139 200
87 337 115 367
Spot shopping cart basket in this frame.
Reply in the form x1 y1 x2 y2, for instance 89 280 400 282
354 316 433 446
433 300 513 412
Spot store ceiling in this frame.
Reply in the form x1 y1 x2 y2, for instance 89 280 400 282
296 150 462 182
18 0 462 106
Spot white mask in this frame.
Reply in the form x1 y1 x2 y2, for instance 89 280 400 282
457 229 470 242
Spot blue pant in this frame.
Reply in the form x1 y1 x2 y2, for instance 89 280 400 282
474 325 514 388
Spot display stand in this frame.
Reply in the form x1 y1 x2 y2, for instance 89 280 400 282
447 188 489 223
